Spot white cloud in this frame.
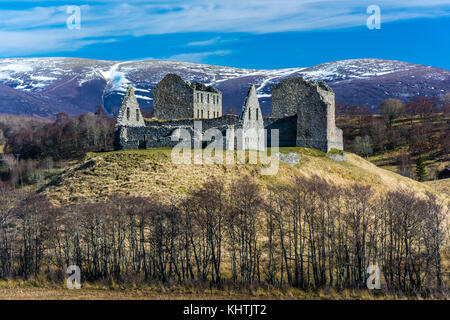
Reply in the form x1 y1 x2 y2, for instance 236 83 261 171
0 0 449 56
167 50 232 63
187 37 222 46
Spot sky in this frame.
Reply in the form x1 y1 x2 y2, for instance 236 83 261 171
0 0 449 69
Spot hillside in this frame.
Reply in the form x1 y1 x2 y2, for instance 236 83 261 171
1 58 449 117
40 147 433 205
425 178 450 197
336 113 449 180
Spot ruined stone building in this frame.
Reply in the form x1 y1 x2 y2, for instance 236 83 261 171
115 86 145 127
271 78 343 152
114 74 343 153
115 80 263 151
153 74 222 120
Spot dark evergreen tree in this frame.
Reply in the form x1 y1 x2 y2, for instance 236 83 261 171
415 155 426 181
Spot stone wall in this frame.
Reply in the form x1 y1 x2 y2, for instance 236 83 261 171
271 77 343 152
115 115 242 150
115 86 146 128
241 85 265 150
115 76 343 153
153 74 223 120
153 74 194 120
271 78 302 118
192 82 222 119
264 115 297 147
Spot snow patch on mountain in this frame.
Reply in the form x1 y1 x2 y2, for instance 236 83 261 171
98 61 133 92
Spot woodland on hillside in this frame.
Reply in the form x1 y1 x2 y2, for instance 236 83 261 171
337 95 450 179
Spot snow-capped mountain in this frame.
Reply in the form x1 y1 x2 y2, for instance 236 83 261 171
0 57 448 118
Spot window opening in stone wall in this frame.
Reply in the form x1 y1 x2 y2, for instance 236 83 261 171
127 107 130 120
136 110 140 122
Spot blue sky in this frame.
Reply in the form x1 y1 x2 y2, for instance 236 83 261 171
0 0 449 69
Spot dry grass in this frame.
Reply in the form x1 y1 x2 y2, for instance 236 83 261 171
0 283 433 300
425 178 450 198
40 147 434 205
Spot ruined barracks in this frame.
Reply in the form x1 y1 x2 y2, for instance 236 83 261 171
114 73 343 153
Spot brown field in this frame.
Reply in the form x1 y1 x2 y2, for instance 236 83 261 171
0 284 435 300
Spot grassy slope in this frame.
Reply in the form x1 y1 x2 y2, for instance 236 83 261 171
41 147 434 205
425 178 450 197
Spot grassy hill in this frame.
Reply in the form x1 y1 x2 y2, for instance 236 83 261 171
425 178 450 197
40 147 435 205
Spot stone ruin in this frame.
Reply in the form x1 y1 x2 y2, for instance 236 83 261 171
153 74 222 120
272 78 343 152
115 86 145 127
114 74 343 153
115 82 264 151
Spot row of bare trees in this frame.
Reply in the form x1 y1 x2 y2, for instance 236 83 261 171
0 176 447 294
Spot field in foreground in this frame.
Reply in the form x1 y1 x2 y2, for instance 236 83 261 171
0 284 439 300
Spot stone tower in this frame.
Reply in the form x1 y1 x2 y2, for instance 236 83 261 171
115 86 145 128
241 85 265 150
271 77 343 152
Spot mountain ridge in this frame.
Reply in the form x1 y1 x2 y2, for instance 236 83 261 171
0 57 448 118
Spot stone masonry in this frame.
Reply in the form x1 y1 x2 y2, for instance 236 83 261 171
271 77 343 152
115 83 263 150
153 74 222 120
115 86 145 128
115 74 343 153
240 85 265 150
